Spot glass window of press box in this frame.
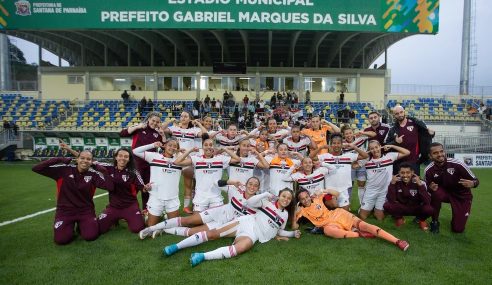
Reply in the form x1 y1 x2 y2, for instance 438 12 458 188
303 77 356 93
260 77 298 91
90 76 153 91
157 76 198 91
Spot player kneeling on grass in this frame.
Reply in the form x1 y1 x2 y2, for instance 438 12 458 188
163 189 300 267
139 177 261 239
32 150 113 245
293 189 410 251
383 163 433 231
425 142 480 234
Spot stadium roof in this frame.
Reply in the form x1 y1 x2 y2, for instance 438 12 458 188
6 30 410 68
1 0 439 68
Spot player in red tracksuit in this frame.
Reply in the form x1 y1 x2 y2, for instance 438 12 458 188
119 111 166 210
425 143 480 234
384 162 434 231
32 151 113 245
96 148 152 234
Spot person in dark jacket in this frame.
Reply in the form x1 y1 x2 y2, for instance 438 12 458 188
385 105 435 175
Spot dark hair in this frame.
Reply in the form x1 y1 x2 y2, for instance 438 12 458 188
295 188 310 203
113 148 136 177
429 142 444 151
340 124 352 134
368 111 381 117
245 176 260 187
330 133 343 143
398 162 414 172
278 188 295 220
276 143 288 151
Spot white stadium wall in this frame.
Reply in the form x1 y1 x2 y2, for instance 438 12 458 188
41 74 85 100
360 76 385 109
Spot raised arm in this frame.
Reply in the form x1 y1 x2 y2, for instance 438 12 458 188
244 192 273 208
251 148 270 169
59 142 80 157
322 119 340 133
222 147 241 164
32 157 72 179
382 144 410 160
173 147 197 166
133 142 162 161
121 122 146 136
344 142 369 160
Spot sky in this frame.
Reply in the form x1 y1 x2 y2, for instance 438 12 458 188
9 0 492 87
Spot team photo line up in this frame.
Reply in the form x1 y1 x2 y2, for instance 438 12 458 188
32 105 480 267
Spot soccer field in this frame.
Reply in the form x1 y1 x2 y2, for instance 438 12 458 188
0 162 491 285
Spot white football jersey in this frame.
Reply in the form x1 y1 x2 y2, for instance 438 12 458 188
215 133 247 147
359 152 399 192
169 125 201 150
289 166 333 195
253 200 289 243
283 135 312 157
228 155 260 185
318 152 358 189
191 155 231 199
265 156 300 195
133 144 182 200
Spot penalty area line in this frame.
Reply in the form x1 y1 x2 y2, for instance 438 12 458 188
0 193 108 227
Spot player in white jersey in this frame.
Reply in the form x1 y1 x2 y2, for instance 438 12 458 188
138 177 261 239
215 123 254 148
163 189 300 267
194 115 221 148
251 118 290 149
341 124 376 202
285 157 336 196
162 111 208 214
133 139 182 226
310 134 369 210
283 125 317 157
264 143 301 195
357 141 409 220
174 138 241 212
228 139 269 185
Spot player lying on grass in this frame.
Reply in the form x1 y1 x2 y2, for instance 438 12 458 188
293 188 410 251
138 177 261 239
32 149 113 245
163 188 301 267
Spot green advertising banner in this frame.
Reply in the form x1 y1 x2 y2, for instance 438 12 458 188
0 0 439 33
33 136 47 149
83 137 96 150
69 137 84 151
46 137 60 151
120 138 133 148
95 137 108 151
108 137 121 151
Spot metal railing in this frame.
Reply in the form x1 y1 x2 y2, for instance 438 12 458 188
390 84 492 97
435 133 492 154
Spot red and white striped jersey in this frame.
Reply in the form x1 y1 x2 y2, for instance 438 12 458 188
191 155 231 199
283 135 312 157
359 152 399 192
318 152 358 189
228 155 260 185
169 125 201 150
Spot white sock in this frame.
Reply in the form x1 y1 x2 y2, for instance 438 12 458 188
204 245 237 260
176 231 208 249
183 198 191 208
163 227 190 236
358 187 366 206
149 217 181 231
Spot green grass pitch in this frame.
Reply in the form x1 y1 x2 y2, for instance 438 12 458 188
0 162 491 284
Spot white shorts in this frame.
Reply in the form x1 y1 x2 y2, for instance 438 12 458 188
193 195 224 212
235 215 259 244
199 205 231 230
332 187 350 207
351 167 367 182
147 196 180 217
360 188 387 211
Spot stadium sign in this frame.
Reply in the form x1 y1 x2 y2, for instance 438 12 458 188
454 154 492 168
1 0 439 33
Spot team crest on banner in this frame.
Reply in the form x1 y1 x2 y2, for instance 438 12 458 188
447 168 455 175
54 221 63 229
15 1 31 16
409 189 417 196
407 126 414 132
84 176 92 183
122 175 129 182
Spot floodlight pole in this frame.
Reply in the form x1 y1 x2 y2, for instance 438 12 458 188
459 0 471 95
